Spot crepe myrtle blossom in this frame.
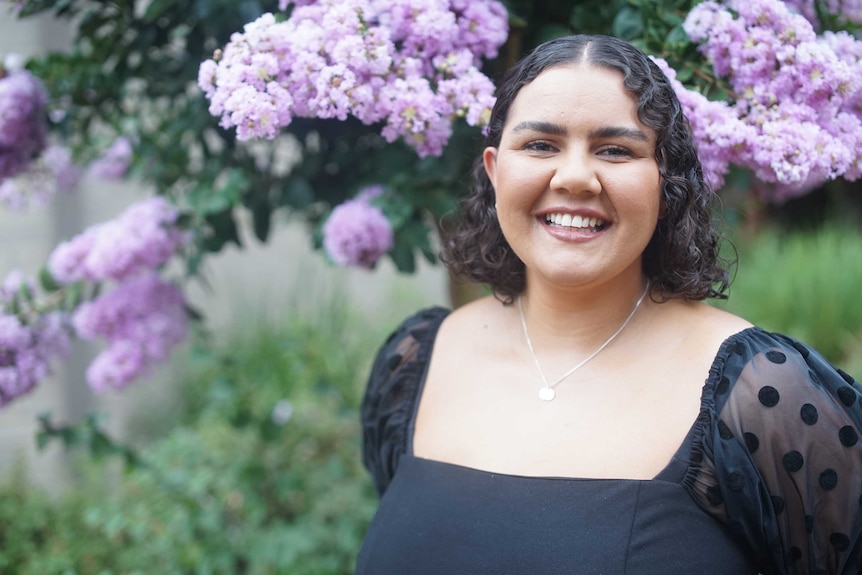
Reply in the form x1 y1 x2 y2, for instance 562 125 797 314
681 0 862 195
323 186 393 269
0 270 72 406
48 196 189 284
87 136 133 180
782 0 862 26
0 145 81 211
199 0 506 157
650 56 754 190
0 67 48 182
72 272 187 392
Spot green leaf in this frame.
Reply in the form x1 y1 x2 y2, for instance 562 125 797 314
612 6 643 40
143 0 173 21
187 170 244 216
18 282 34 305
184 302 205 322
279 176 314 210
53 0 74 17
388 243 416 273
252 201 271 243
38 267 60 293
202 208 242 253
64 282 84 311
664 25 689 47
675 65 694 83
535 23 572 44
9 296 20 316
377 196 413 229
35 429 50 451
508 13 528 28
660 12 684 27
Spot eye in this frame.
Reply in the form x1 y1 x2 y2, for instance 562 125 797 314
598 146 633 158
523 140 557 153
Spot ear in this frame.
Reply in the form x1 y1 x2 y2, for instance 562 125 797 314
483 146 498 190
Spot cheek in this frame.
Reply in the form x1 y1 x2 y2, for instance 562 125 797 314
495 162 551 205
630 168 662 216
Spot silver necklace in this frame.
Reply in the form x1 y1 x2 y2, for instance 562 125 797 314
517 280 650 402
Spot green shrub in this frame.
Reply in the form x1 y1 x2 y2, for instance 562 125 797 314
717 224 862 371
0 467 120 574
0 307 382 574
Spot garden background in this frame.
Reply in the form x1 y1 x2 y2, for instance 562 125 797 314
1 1 861 573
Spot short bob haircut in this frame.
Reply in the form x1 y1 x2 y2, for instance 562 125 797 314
441 34 731 304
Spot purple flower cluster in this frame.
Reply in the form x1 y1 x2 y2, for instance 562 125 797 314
0 144 80 211
323 185 393 268
783 0 862 26
48 196 188 284
679 0 862 199
43 196 190 393
199 0 507 157
0 271 71 406
651 57 751 190
0 69 48 182
87 136 133 181
72 272 187 391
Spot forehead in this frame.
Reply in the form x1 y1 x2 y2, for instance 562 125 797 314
504 63 646 133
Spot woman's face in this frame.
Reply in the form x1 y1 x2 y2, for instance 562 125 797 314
484 63 662 292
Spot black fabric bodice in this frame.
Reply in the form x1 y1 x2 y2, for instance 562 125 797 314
359 307 862 574
356 454 755 574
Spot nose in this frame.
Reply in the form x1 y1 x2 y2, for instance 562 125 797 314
549 148 602 196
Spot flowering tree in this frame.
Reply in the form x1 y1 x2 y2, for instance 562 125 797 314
2 0 861 409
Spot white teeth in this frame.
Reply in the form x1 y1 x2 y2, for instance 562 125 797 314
544 213 606 229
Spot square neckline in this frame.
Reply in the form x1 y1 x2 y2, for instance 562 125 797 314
403 309 761 483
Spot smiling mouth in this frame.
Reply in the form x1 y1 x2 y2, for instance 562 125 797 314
543 213 608 232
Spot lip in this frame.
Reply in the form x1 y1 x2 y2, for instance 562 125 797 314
536 207 611 242
535 207 609 220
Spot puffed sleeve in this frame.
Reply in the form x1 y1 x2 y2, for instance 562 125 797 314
360 307 449 497
687 328 862 574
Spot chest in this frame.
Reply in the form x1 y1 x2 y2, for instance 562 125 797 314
413 341 711 479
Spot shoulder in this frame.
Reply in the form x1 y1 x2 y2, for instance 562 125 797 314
360 307 449 496
433 295 510 351
692 327 862 573
712 327 858 415
369 307 450 374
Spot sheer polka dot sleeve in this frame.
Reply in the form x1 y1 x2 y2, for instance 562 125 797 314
689 329 862 574
360 307 449 497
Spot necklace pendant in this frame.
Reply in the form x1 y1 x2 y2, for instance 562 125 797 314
538 387 556 401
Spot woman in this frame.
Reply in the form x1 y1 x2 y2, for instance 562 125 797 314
358 35 862 574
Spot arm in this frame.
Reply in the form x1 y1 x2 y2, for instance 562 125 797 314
690 329 862 574
360 307 448 496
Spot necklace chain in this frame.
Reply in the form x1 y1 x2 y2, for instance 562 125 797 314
517 280 650 401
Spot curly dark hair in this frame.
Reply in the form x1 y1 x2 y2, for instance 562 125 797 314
440 34 731 304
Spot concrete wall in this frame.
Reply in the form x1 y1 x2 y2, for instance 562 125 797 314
0 10 448 491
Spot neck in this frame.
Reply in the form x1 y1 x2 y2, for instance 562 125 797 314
518 272 652 353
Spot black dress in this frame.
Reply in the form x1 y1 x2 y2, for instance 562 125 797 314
358 307 862 574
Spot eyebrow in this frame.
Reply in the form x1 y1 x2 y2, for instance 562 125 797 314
510 121 649 142
511 120 567 136
588 126 650 142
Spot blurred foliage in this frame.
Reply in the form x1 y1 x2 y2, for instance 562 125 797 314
16 0 731 279
718 225 862 372
15 0 862 276
0 307 380 574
